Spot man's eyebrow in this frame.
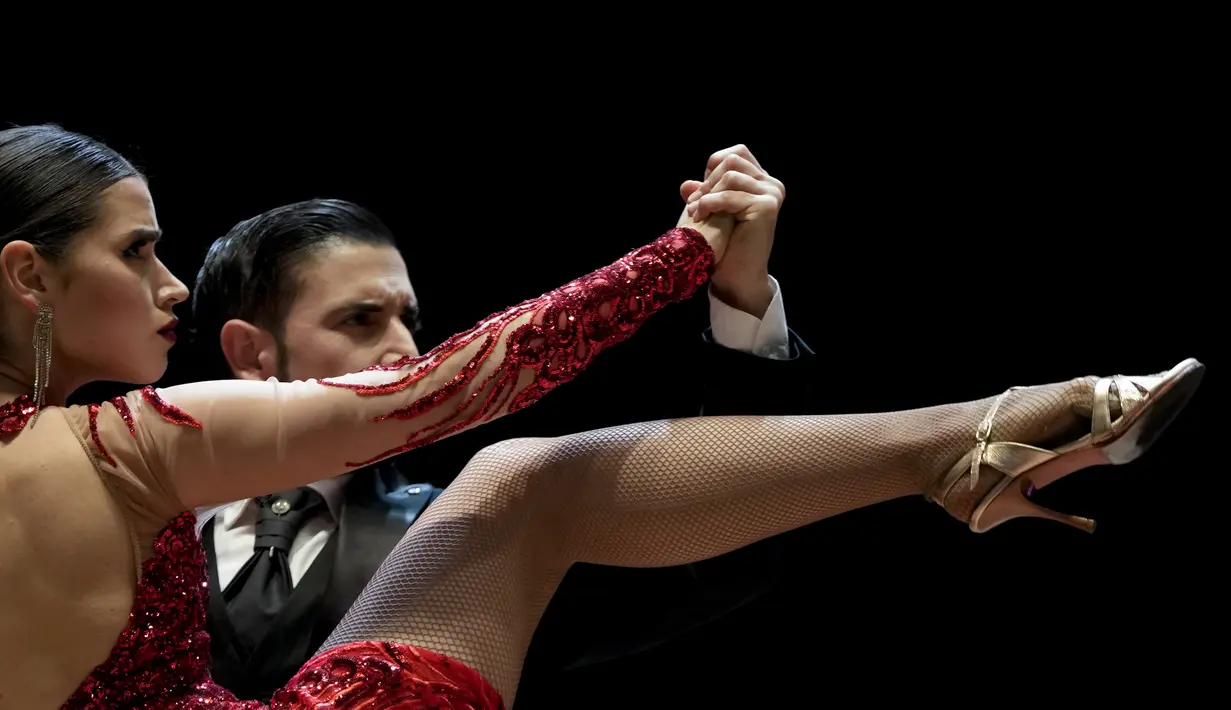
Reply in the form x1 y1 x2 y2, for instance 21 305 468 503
403 300 423 332
331 299 423 332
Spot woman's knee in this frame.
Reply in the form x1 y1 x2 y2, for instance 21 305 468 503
446 436 567 519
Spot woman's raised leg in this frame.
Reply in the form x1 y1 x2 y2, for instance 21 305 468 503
318 360 1201 706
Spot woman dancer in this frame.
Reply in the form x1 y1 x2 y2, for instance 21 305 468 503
0 125 1204 709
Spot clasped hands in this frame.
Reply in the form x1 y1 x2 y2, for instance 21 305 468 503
676 144 785 319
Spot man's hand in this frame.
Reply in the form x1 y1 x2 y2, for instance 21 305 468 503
681 145 784 318
676 208 733 265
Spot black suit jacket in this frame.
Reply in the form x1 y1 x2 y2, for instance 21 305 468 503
205 328 814 699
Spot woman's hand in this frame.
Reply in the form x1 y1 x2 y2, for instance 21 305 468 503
677 207 733 264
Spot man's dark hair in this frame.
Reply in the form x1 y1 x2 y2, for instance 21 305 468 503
0 125 140 351
191 198 399 378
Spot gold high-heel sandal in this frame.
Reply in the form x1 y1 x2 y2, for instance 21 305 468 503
927 358 1205 533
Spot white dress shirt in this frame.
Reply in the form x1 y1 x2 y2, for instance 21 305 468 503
210 278 793 589
708 275 791 361
212 476 347 590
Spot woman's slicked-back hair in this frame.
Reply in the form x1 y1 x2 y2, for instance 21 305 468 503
0 124 140 261
0 124 140 350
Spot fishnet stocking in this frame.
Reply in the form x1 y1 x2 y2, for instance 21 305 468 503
323 375 1105 705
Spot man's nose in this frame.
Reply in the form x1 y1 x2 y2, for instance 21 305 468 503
381 323 419 365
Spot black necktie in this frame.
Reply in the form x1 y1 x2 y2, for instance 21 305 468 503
223 486 325 653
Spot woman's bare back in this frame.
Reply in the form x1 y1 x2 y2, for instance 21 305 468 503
0 408 146 709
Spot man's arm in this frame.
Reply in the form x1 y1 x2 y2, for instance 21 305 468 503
702 284 816 415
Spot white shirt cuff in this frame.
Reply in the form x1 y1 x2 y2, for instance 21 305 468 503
708 275 791 360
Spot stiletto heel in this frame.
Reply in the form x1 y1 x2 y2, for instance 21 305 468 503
972 477 1097 534
928 358 1204 533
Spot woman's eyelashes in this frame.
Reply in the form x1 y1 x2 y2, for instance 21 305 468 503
122 238 153 260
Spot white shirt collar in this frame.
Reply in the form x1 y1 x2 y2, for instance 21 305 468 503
208 473 351 532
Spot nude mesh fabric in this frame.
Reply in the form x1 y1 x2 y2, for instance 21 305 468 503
323 376 1102 704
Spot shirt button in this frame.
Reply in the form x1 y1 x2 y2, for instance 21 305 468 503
271 499 291 515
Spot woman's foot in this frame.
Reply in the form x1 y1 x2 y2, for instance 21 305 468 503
924 359 1203 532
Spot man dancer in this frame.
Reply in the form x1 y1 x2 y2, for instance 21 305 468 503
190 145 816 701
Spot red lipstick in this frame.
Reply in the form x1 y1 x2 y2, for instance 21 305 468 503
158 319 178 343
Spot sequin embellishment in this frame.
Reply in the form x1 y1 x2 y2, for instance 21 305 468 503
321 228 713 466
87 397 135 467
273 642 505 709
61 512 261 709
141 386 204 429
0 394 36 436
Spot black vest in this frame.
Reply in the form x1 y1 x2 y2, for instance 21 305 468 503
201 466 440 702
202 519 339 702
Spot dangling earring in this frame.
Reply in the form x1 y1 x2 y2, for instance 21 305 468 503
30 302 53 423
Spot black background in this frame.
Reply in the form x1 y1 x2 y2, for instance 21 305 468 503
11 82 1217 706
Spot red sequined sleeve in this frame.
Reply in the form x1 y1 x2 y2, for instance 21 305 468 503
99 228 713 510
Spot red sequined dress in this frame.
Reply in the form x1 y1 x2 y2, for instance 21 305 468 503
0 229 713 709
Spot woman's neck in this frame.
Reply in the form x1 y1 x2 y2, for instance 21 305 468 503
0 358 74 406
0 364 31 404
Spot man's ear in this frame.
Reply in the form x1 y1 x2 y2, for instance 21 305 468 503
0 241 53 313
219 319 279 381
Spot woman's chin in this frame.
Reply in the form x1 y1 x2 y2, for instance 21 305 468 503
142 364 169 385
122 356 169 387
60 349 170 393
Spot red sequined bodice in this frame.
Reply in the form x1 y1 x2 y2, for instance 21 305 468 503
62 512 263 709
63 512 503 709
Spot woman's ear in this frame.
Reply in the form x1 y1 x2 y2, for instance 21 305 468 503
0 241 51 313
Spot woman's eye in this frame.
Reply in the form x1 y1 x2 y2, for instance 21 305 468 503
123 239 152 259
